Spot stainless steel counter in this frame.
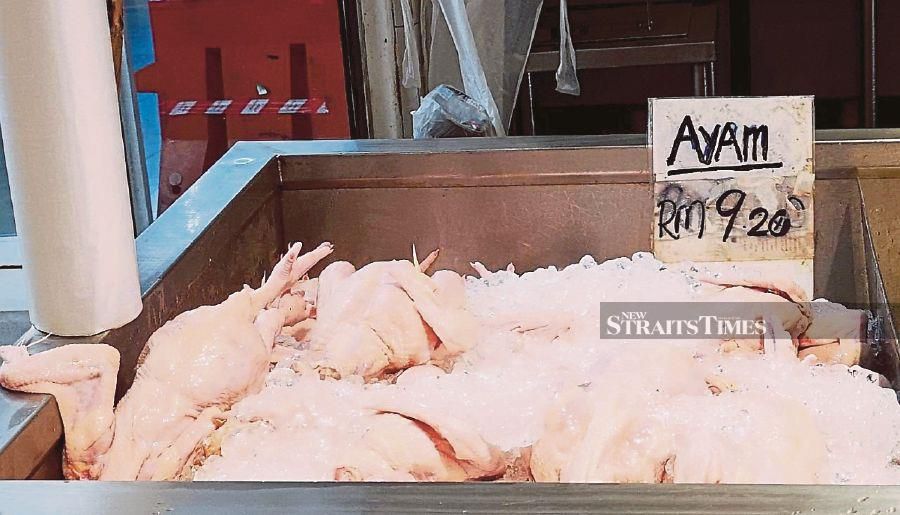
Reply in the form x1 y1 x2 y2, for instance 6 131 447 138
1 132 899 501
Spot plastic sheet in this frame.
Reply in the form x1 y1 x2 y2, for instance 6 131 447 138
399 0 422 89
555 0 581 95
433 0 505 136
0 1 142 336
428 0 542 133
412 84 496 138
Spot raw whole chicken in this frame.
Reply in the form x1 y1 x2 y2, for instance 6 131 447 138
1 245 898 485
188 372 503 481
0 242 334 479
528 346 831 483
280 251 477 380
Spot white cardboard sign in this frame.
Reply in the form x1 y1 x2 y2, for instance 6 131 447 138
651 97 813 184
649 96 815 294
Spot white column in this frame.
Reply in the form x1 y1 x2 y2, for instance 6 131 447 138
0 0 142 336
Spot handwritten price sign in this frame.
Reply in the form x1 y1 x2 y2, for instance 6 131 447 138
649 97 814 284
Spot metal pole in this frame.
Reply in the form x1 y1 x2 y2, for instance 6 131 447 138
119 41 153 235
863 0 877 127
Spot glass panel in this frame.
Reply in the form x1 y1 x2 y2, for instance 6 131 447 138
125 0 161 218
0 125 15 237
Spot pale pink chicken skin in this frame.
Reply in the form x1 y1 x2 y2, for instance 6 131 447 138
682 261 811 307
291 254 478 380
366 394 506 479
352 413 466 481
300 260 431 379
192 371 503 482
0 248 887 483
530 346 710 483
665 392 827 483
798 302 868 366
345 396 503 481
529 345 830 484
0 344 119 479
0 242 333 480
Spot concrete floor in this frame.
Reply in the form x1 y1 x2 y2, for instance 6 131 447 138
0 311 29 345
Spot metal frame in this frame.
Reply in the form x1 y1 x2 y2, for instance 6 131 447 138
337 0 373 139
519 2 718 135
1 132 900 495
863 0 877 127
119 36 153 236
2 481 900 513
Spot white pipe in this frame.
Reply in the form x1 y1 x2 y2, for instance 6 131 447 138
0 0 142 336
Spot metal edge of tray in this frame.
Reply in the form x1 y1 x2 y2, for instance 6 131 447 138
860 179 900 396
1 131 899 484
272 130 900 189
0 141 282 479
3 481 900 515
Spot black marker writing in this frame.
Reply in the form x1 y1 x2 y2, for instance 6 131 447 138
715 189 746 242
657 188 803 242
666 115 771 173
657 199 706 240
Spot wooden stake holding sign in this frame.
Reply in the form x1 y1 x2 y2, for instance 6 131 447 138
650 96 815 297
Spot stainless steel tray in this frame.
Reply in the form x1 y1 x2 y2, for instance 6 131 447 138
1 133 899 497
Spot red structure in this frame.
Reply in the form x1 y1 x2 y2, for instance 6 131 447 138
135 0 351 213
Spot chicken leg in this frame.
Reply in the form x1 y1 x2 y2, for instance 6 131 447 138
0 344 119 479
0 242 333 479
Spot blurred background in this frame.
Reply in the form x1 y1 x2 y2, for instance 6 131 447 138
0 0 896 323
